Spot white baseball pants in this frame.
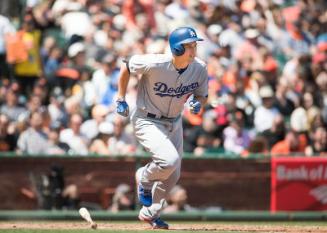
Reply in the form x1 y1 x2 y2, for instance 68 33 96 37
132 110 183 219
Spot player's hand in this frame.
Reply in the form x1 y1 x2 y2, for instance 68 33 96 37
116 99 129 117
189 99 201 114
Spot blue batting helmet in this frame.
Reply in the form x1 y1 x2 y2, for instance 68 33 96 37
168 27 203 56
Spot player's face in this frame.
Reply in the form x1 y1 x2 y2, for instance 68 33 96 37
183 42 197 62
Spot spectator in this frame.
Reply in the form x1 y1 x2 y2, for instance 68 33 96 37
56 42 89 93
87 54 119 107
122 0 156 30
164 0 190 21
108 115 136 155
109 183 134 212
55 1 94 39
14 13 42 95
0 78 10 103
46 126 70 155
235 28 263 68
255 17 275 51
89 122 113 155
261 114 286 150
59 113 89 155
191 110 222 156
271 130 307 156
245 71 266 107
282 21 313 57
44 46 63 86
80 104 109 140
18 94 43 122
32 78 49 103
0 88 26 122
303 92 321 129
48 87 68 128
163 185 194 213
290 106 309 134
0 14 15 79
274 78 295 116
153 1 172 38
234 79 255 127
64 95 83 117
310 113 326 134
198 24 221 60
218 21 243 55
242 136 269 157
254 85 280 133
40 36 56 64
17 111 50 154
305 127 327 156
223 111 252 155
315 71 327 124
0 114 16 151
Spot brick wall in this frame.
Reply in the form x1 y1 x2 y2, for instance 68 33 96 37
0 156 270 210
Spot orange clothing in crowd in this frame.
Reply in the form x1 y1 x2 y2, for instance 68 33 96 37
271 134 308 156
5 31 28 64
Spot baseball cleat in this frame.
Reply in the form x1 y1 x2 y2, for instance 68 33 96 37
139 214 169 229
138 184 152 207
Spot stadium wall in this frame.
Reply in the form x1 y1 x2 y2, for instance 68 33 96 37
0 155 270 210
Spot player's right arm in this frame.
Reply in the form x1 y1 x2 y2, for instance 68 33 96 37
116 62 130 117
117 62 130 100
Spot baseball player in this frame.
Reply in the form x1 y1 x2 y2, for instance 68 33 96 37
116 27 208 229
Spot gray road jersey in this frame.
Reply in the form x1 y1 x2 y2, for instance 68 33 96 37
128 54 208 118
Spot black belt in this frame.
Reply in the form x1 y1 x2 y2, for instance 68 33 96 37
147 113 176 120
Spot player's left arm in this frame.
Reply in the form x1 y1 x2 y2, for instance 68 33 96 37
193 65 209 108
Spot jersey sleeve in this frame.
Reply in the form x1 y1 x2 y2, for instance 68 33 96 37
128 55 151 75
193 67 208 98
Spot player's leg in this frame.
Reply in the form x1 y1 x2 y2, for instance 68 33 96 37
133 118 180 203
137 118 183 225
138 162 181 219
149 116 184 205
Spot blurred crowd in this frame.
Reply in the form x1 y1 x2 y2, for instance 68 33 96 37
0 0 326 157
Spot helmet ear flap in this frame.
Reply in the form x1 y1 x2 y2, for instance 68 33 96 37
172 44 185 56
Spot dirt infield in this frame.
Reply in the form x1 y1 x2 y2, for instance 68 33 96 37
0 221 327 232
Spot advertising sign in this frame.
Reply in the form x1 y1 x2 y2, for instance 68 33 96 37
271 157 327 211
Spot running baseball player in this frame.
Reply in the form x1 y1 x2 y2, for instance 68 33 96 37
116 27 208 229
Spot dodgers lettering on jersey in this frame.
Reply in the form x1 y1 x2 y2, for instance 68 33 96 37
128 54 208 118
153 82 199 98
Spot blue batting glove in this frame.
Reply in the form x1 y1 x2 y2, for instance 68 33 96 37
116 99 129 117
189 99 201 114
